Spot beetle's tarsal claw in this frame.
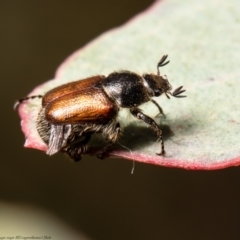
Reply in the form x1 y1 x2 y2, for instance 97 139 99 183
156 150 165 156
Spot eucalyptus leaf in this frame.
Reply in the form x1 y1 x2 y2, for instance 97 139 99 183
17 0 240 169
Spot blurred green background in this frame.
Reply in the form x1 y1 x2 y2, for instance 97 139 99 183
1 0 240 239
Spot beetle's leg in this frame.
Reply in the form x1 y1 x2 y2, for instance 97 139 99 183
130 108 165 156
64 133 92 162
14 95 43 109
151 99 166 117
97 122 121 159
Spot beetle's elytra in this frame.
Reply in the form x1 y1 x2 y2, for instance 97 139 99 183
15 55 186 161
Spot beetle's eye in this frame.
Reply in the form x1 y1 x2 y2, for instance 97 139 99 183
154 90 161 96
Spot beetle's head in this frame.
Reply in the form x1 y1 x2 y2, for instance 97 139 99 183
143 74 172 98
142 55 186 99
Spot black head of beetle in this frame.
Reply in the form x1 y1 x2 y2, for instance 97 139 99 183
15 55 186 161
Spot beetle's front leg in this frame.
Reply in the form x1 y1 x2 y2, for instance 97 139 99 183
130 108 165 156
151 99 166 118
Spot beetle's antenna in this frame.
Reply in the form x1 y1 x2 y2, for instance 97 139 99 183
157 55 170 76
170 86 186 98
14 95 43 110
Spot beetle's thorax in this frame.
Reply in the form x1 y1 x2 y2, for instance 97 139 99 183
102 71 150 108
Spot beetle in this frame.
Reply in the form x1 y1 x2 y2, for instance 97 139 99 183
15 55 186 161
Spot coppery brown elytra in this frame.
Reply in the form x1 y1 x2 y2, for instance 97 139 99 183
15 55 186 161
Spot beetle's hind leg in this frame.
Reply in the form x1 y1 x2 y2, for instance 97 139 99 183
14 95 43 109
97 122 121 159
63 133 92 162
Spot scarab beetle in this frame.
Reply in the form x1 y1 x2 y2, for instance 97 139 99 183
15 55 186 161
